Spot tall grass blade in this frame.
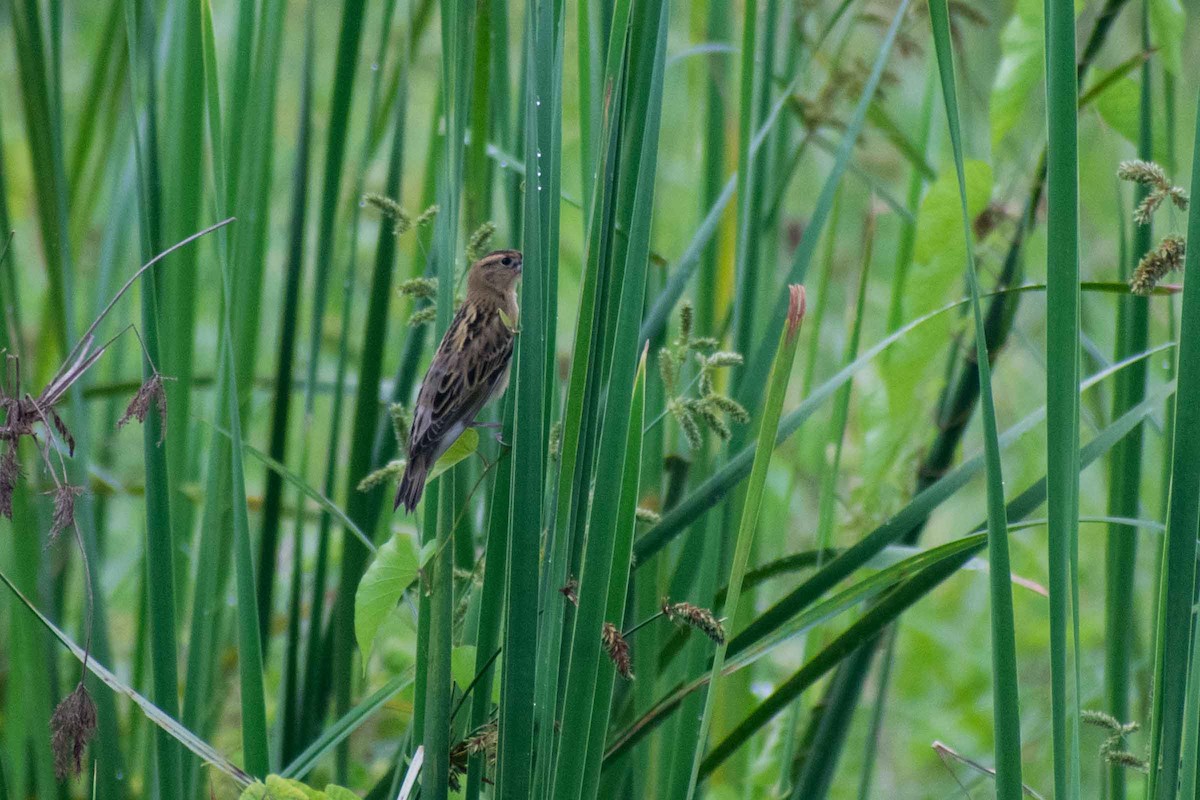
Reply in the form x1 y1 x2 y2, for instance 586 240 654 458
1043 0 1083 796
1104 8 1152 800
498 0 563 794
686 287 805 798
928 3 1022 795
1146 79 1200 800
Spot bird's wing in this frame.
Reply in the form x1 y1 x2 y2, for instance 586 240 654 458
408 302 514 459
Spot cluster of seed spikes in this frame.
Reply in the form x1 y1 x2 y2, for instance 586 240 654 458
586 590 725 680
1081 710 1147 773
357 403 413 492
395 220 497 329
1118 160 1190 295
662 598 726 645
447 721 498 791
659 303 749 450
602 622 634 680
363 193 438 237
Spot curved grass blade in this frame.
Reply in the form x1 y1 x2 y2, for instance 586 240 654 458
0 568 252 787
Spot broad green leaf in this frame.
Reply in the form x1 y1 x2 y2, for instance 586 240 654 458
451 645 478 690
419 539 438 568
430 427 480 481
1092 79 1169 168
1150 0 1185 75
323 786 360 800
239 775 325 800
990 0 1044 148
1095 78 1140 144
914 160 993 269
990 0 1086 147
888 160 993 416
355 532 421 666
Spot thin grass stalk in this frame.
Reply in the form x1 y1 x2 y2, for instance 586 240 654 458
159 0 206 565
66 0 124 215
324 0 407 769
465 400 514 800
498 0 563 794
1044 0 1084 795
273 12 316 758
301 0 368 422
296 0 366 766
466 0 494 229
735 0 910 414
728 0 759 386
578 0 602 217
195 5 271 775
551 9 667 799
1104 6 1153 800
1179 605 1200 797
179 7 239 793
579 352 646 796
229 0 285 407
531 1 636 788
885 62 936 333
122 0 182 793
420 3 476 796
814 216 871 555
687 286 805 798
696 1 730 340
928 3 1022 794
265 3 315 677
1146 79 1200 800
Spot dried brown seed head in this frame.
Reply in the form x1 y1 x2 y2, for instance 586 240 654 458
662 598 726 645
117 374 168 444
50 682 97 780
559 577 579 607
0 440 18 520
48 484 86 544
601 621 634 680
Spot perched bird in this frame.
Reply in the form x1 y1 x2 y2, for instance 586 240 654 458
395 249 523 512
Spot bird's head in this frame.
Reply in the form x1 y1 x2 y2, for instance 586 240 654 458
467 249 523 296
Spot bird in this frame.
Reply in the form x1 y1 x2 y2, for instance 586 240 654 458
394 249 523 512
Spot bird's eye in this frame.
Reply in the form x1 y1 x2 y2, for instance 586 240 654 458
501 257 512 267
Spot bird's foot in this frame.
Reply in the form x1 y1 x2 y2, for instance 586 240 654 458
468 420 506 445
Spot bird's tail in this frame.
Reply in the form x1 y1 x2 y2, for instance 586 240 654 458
394 459 429 513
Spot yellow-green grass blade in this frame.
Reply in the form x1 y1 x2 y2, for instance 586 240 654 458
687 286 806 798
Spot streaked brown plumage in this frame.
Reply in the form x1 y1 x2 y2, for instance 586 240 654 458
395 249 523 512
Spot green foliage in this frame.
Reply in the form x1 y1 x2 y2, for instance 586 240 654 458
354 531 420 667
238 775 359 800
